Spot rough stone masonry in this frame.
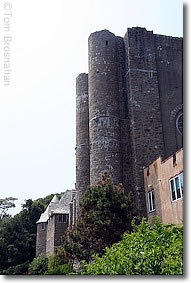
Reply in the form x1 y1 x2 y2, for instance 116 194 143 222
75 27 183 218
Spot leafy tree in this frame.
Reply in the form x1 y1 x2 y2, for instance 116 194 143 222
28 255 48 275
44 253 73 275
63 173 136 262
0 197 17 220
0 193 59 274
36 193 61 208
1 261 30 275
82 218 183 275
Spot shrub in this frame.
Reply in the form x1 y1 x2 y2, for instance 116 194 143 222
45 263 73 275
62 173 136 262
28 255 48 275
82 218 183 275
1 261 29 275
45 253 73 275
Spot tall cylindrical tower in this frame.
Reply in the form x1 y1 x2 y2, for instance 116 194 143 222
76 73 90 208
88 30 123 185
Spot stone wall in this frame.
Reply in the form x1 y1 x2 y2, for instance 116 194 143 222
54 214 69 248
76 73 90 208
76 27 183 219
36 223 47 257
124 27 165 217
88 30 123 186
46 215 55 255
154 34 183 158
116 36 134 194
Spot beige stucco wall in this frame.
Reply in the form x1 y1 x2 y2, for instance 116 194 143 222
144 148 183 225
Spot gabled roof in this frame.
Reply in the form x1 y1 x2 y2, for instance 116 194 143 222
36 194 58 224
36 191 76 224
36 206 49 223
51 195 59 203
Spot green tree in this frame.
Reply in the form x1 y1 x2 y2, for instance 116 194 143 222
0 197 17 220
45 253 73 275
63 173 136 262
28 255 48 275
82 218 183 275
0 193 58 274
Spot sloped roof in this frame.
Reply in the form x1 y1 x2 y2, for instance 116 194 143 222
59 190 73 206
36 204 49 224
51 195 59 203
36 190 76 224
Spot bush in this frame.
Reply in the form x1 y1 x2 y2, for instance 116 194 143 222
45 263 73 275
1 261 29 275
62 173 136 262
82 218 183 275
45 253 73 275
28 255 48 275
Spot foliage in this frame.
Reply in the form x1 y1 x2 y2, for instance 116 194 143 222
45 263 73 275
0 200 44 273
0 197 17 220
0 193 59 274
62 173 136 262
1 261 30 275
46 251 73 274
28 253 73 275
82 218 183 275
28 255 48 275
36 193 61 209
45 258 73 275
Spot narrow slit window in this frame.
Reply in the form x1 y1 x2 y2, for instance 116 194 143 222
106 40 108 46
148 190 155 212
41 223 46 230
149 71 153 79
170 179 176 201
173 153 176 164
180 173 183 195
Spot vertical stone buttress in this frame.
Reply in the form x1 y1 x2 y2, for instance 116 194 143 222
76 74 90 209
124 28 165 217
88 30 123 186
116 36 134 194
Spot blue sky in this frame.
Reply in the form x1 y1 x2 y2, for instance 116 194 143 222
0 0 183 215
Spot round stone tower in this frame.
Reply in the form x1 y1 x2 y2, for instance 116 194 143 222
76 73 90 208
88 30 123 185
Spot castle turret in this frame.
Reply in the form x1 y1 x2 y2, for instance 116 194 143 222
88 30 123 185
76 73 90 208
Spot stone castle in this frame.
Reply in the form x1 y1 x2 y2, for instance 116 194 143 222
36 27 183 256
